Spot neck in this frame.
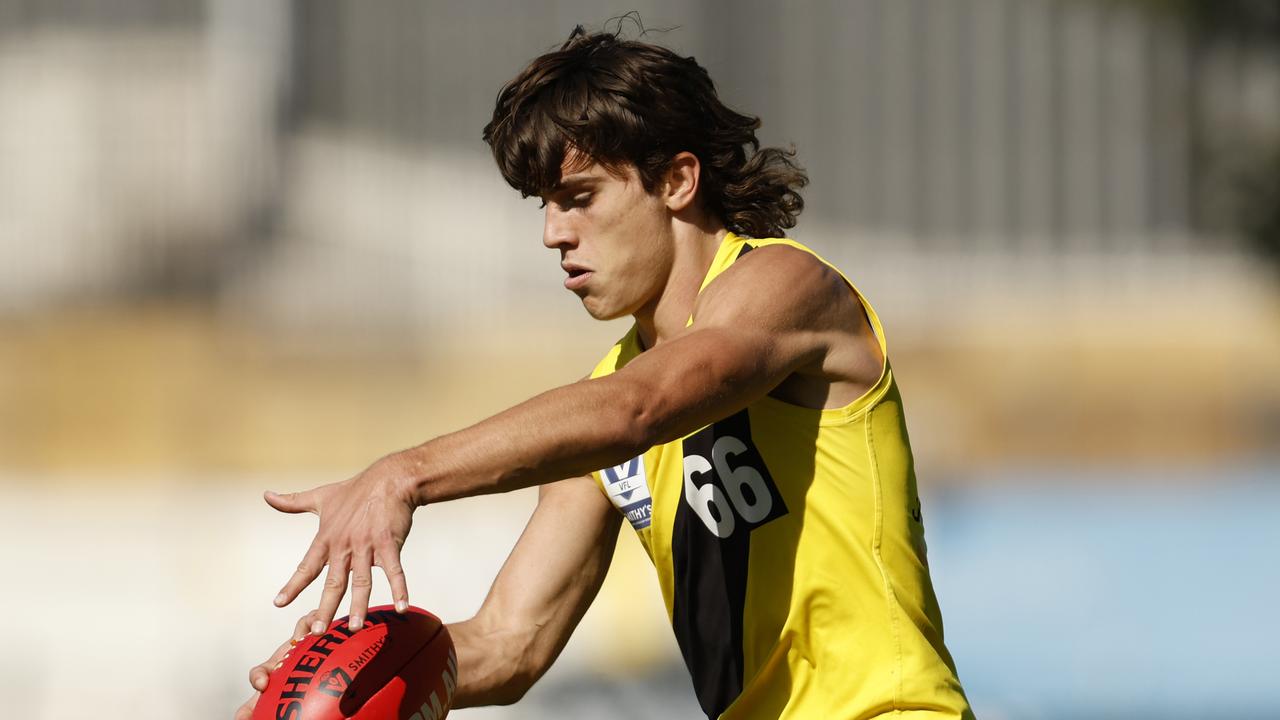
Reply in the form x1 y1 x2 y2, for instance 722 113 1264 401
634 221 728 350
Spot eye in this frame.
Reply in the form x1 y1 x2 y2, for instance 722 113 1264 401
538 190 592 211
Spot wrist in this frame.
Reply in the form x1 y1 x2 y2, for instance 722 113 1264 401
374 448 428 508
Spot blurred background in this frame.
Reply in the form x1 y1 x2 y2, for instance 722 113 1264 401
0 1 1277 718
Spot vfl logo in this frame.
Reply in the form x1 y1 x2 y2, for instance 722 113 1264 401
317 667 351 698
602 455 653 530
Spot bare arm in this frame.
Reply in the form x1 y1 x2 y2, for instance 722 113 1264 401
447 474 622 706
268 245 866 632
399 245 855 504
401 245 851 504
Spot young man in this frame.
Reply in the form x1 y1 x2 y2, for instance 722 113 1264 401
239 27 972 719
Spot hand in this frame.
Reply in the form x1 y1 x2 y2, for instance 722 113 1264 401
266 455 417 633
234 611 319 720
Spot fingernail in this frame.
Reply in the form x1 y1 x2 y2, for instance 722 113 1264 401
395 600 407 613
311 621 324 634
350 617 362 631
274 593 286 606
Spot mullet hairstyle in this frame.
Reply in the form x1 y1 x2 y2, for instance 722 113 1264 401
483 25 807 239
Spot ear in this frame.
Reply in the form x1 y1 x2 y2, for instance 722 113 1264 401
663 151 701 213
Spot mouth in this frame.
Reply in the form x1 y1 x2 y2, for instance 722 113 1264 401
562 263 593 291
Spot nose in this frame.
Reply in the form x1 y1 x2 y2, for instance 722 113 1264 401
542 206 577 251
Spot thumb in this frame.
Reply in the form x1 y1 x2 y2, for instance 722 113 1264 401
264 489 316 515
251 665 270 691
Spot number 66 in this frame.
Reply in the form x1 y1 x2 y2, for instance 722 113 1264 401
683 436 773 538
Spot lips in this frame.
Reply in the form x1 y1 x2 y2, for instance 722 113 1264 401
562 262 593 291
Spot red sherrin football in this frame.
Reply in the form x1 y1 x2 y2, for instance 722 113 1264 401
253 605 457 720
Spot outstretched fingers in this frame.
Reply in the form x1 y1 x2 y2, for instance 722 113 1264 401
275 539 327 608
312 554 350 635
377 539 410 613
348 549 374 630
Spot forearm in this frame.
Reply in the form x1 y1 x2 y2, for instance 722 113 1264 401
396 327 781 507
443 476 622 708
399 375 652 505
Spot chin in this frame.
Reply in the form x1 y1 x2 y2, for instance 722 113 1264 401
580 296 628 321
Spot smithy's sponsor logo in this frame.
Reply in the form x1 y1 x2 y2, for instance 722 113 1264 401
347 633 390 675
602 455 653 530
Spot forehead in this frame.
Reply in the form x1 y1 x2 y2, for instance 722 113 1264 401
552 148 634 190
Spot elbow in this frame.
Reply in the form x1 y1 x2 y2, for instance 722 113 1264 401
499 667 544 705
485 679 531 706
448 619 544 708
490 643 555 705
455 678 528 708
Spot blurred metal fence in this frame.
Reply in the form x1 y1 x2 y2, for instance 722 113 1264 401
0 0 1275 319
281 0 1278 251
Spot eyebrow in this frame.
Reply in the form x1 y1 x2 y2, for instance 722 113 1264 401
552 174 600 191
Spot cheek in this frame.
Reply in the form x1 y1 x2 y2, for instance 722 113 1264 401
591 190 668 295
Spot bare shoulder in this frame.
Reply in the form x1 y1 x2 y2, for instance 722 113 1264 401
693 242 858 334
693 242 885 408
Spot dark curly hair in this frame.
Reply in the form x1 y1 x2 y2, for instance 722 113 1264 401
482 25 807 239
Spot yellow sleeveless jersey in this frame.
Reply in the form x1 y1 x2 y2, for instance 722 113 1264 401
589 233 973 720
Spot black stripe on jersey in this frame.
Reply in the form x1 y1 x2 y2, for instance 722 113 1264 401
672 409 788 718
